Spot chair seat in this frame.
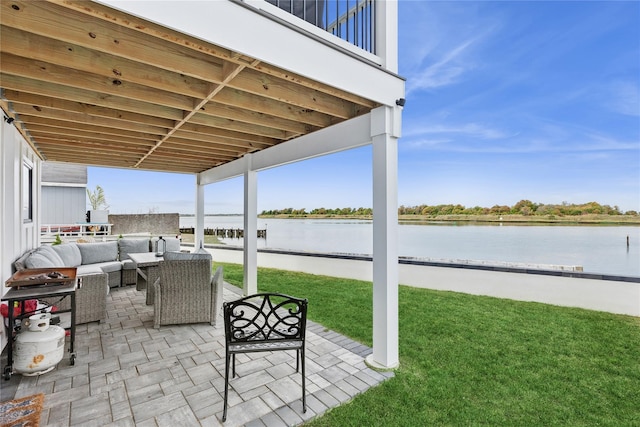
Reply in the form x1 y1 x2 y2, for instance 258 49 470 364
229 339 303 353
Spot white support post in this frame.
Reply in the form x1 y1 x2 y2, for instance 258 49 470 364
195 177 205 251
367 106 400 369
243 155 258 296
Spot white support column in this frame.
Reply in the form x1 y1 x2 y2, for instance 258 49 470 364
367 106 400 369
195 176 205 251
243 155 258 295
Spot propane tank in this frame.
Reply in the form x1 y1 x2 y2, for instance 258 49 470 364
14 313 65 376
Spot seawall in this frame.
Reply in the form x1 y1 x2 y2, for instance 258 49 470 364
201 245 640 317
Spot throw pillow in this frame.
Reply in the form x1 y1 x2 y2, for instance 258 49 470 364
118 238 150 260
77 241 118 265
52 243 82 267
37 245 66 266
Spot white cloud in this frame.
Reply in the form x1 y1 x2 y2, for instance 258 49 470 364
583 132 640 151
404 121 510 140
403 137 452 150
405 38 479 94
402 116 639 155
606 80 640 116
400 2 499 96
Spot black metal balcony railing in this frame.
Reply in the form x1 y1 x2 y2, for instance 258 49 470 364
266 0 375 54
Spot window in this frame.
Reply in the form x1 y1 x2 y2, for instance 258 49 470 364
22 161 33 223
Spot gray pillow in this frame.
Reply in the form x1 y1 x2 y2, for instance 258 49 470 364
52 243 82 267
14 249 36 271
165 238 180 252
163 250 211 261
24 253 57 269
77 241 118 265
37 245 66 266
151 237 180 253
118 238 150 260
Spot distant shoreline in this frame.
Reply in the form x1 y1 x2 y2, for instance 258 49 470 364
252 213 640 225
180 213 640 225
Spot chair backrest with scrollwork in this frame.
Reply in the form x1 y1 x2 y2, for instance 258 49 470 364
223 293 307 351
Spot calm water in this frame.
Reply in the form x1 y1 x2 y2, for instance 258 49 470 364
180 216 640 277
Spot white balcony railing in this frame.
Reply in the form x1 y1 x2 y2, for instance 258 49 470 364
266 0 375 53
41 223 112 238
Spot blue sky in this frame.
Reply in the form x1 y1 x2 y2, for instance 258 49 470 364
88 0 640 215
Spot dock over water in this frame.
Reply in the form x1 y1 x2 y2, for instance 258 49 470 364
179 227 266 239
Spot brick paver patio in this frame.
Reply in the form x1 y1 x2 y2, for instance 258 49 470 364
4 283 392 426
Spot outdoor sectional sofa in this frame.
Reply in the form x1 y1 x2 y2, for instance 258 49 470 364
12 237 180 324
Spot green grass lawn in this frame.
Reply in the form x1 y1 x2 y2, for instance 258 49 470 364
216 262 640 426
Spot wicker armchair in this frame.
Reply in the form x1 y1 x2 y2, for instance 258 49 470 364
41 272 108 324
152 255 223 329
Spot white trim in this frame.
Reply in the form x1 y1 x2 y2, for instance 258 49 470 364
22 157 34 224
199 113 372 185
371 109 399 368
41 182 86 188
243 154 258 295
195 178 205 250
375 0 399 73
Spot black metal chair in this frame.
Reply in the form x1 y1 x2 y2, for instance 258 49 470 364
222 293 308 422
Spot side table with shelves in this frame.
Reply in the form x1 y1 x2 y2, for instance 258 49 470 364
2 273 78 380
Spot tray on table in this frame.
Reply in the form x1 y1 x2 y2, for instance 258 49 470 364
5 267 77 289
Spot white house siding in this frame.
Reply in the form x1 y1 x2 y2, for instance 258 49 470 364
0 118 42 350
41 162 87 224
41 186 87 224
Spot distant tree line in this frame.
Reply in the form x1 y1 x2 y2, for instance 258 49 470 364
398 200 637 216
260 207 373 216
261 201 638 217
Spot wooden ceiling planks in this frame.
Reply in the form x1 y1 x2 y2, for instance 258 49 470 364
0 0 379 173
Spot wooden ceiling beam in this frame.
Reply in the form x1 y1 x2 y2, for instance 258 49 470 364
14 104 166 135
186 111 286 140
212 88 336 128
228 68 355 119
57 0 378 108
34 147 148 162
1 1 226 81
164 137 248 155
140 155 219 169
199 100 312 135
0 97 43 158
0 73 183 121
5 91 174 131
28 129 158 151
0 25 219 100
2 76 287 144
1 2 360 119
26 124 159 147
45 157 140 168
2 54 317 138
253 63 377 109
32 135 154 153
146 148 236 162
176 124 277 148
1 53 197 112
